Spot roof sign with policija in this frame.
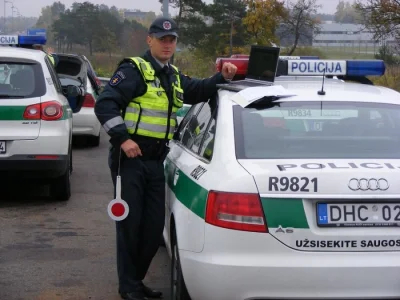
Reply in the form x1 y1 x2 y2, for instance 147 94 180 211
215 56 386 79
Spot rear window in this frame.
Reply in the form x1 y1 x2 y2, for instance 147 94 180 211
54 55 85 77
233 101 400 159
0 61 45 98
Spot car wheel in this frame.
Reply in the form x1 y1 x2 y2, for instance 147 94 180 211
49 153 71 201
171 230 191 300
87 133 100 147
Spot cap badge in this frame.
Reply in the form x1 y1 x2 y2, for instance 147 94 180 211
163 21 172 30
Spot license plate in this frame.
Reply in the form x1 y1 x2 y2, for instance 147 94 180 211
317 203 400 227
0 141 5 154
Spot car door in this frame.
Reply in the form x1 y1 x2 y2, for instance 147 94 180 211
165 97 217 253
53 53 88 112
165 103 202 223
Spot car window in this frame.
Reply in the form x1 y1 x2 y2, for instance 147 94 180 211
180 99 216 155
199 114 216 161
59 77 81 86
176 102 204 141
45 57 63 93
0 61 46 98
233 101 400 159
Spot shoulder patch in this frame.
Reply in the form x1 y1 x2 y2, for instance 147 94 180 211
116 71 126 79
109 72 125 86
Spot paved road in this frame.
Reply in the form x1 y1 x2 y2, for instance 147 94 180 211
0 130 171 300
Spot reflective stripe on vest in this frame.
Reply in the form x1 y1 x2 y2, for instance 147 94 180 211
123 56 184 140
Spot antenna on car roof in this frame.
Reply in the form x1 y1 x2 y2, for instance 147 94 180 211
317 68 326 96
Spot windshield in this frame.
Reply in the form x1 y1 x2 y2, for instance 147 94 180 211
233 101 400 159
0 62 45 98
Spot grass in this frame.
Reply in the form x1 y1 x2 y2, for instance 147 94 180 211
370 65 400 92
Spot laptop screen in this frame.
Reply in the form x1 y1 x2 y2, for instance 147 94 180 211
246 46 280 82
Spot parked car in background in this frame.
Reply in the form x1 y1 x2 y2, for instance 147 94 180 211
0 37 85 201
54 53 101 146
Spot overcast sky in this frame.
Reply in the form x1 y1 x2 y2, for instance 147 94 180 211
6 0 362 18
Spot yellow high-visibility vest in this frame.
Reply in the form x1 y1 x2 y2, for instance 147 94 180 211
123 57 184 140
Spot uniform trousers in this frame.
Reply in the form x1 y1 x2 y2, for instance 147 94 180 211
109 145 165 294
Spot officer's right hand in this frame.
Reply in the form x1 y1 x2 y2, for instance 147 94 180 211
121 139 142 158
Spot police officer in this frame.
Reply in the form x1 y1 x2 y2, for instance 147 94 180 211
31 44 59 67
94 16 237 300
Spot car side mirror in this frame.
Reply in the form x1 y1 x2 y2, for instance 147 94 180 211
66 85 85 113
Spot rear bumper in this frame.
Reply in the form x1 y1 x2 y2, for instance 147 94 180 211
72 108 100 136
0 155 69 179
179 225 400 300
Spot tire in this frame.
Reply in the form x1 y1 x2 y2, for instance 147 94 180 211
171 230 191 300
49 152 71 201
87 133 100 147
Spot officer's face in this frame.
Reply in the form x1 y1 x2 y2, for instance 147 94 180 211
147 35 177 64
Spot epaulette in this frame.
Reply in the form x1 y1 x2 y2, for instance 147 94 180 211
118 58 136 68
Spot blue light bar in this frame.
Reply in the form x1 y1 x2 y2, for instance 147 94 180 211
347 60 385 76
286 59 385 77
18 35 46 45
0 35 46 46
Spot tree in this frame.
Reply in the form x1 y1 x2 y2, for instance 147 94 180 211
36 1 66 44
158 0 204 27
243 0 287 46
204 0 248 56
335 0 362 24
49 1 149 56
280 0 321 55
355 0 400 41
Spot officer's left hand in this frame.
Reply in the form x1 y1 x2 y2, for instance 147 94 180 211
221 62 237 81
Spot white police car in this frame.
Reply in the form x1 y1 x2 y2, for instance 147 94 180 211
0 35 84 200
164 47 400 300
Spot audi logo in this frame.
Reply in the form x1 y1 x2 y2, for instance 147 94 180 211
348 178 389 191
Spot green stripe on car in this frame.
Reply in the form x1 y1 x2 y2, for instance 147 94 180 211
0 106 26 120
165 158 309 228
261 198 309 229
165 158 208 219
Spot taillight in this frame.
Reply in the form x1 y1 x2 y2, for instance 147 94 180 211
42 101 63 120
23 103 41 120
23 101 64 121
205 191 268 233
83 93 95 108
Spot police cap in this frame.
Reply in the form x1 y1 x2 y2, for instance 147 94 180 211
148 17 179 38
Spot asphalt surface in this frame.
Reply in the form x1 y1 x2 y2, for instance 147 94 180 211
0 130 171 300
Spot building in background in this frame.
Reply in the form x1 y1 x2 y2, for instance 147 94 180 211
123 10 148 21
312 23 396 52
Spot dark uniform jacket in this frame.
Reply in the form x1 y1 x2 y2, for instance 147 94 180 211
94 50 227 155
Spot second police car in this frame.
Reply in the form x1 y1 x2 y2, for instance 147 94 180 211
0 35 85 200
163 45 400 300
